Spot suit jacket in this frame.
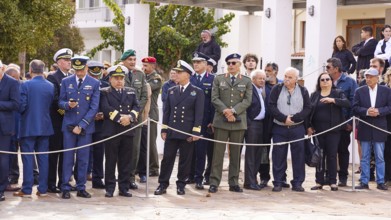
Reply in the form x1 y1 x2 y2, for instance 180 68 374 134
124 68 148 114
145 71 162 121
161 84 205 140
19 75 54 138
0 74 20 136
94 79 110 133
190 72 215 133
211 73 252 130
353 85 391 142
247 84 265 121
100 86 140 137
352 38 378 74
59 74 100 134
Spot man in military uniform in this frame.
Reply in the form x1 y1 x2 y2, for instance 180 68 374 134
188 52 215 190
87 61 109 189
47 48 73 193
137 56 162 182
154 60 204 196
208 53 252 193
161 69 178 110
100 65 140 198
121 49 148 189
59 56 100 199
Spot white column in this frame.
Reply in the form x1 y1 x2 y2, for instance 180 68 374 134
261 0 293 78
124 4 150 67
303 0 337 93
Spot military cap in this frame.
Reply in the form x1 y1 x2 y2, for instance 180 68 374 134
192 52 210 61
53 48 73 62
141 56 157 63
173 60 194 75
120 49 136 60
364 68 379 76
225 53 241 62
207 58 217 66
87 60 104 76
71 55 89 70
107 65 129 77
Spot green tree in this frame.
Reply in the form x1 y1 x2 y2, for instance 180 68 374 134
89 1 234 78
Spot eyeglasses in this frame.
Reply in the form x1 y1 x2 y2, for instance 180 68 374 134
320 78 331 82
226 62 237 66
287 93 291 105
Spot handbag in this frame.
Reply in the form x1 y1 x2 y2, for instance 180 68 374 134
305 135 322 168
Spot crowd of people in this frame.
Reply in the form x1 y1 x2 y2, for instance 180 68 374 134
1 26 391 202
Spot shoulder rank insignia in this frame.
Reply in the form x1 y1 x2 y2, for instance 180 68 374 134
191 91 196 96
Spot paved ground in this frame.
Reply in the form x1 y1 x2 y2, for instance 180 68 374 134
1 155 391 220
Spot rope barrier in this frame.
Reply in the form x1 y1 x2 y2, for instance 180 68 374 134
355 117 391 135
0 120 147 155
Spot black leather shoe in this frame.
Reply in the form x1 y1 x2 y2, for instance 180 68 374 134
203 179 210 185
229 185 243 192
355 183 369 190
92 181 105 189
139 175 147 183
47 186 61 193
185 178 195 184
272 186 282 192
0 192 5 201
195 182 204 190
259 180 269 188
292 186 305 192
154 185 167 195
177 187 185 195
281 182 290 188
105 191 113 198
76 190 91 198
208 185 218 193
119 190 132 197
129 182 138 190
62 191 71 199
377 183 388 191
310 184 323 190
338 181 347 187
244 184 262 191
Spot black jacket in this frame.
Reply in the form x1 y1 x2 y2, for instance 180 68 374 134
196 36 221 72
352 38 378 74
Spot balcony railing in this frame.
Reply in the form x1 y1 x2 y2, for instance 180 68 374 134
73 6 125 24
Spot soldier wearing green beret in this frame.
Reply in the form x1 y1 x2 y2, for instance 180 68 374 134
208 53 252 194
121 49 148 189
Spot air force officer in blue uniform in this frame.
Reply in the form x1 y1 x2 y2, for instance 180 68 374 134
59 56 100 199
14 60 54 197
154 60 205 196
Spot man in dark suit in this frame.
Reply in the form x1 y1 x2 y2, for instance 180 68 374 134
100 65 140 198
189 52 215 190
46 48 73 193
0 60 20 201
352 26 378 74
244 70 267 191
59 56 100 199
353 68 391 190
154 60 204 196
13 60 54 198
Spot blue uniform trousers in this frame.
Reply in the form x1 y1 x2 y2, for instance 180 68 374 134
20 136 49 194
61 131 91 191
194 133 213 184
272 124 305 188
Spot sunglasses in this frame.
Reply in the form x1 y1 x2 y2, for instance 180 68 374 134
226 61 237 66
320 78 331 82
287 94 291 105
326 66 332 69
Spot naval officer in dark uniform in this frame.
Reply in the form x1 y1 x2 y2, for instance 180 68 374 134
154 60 205 196
100 65 140 198
59 56 100 199
47 48 73 193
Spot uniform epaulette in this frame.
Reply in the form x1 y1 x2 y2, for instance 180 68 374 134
100 87 110 92
123 86 136 92
167 85 178 91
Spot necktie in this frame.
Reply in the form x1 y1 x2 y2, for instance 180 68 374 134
197 75 201 83
180 86 184 95
78 78 83 89
231 76 235 85
381 40 387 54
117 89 122 94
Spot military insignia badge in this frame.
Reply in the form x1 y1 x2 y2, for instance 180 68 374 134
191 91 196 96
86 96 90 101
205 90 208 94
177 61 181 68
93 67 100 72
170 90 174 95
68 84 74 89
115 66 122 72
75 60 81 65
66 49 72 55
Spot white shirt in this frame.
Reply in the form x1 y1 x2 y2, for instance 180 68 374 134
374 38 391 60
253 85 266 120
76 75 87 86
195 72 206 81
180 82 190 92
368 84 378 108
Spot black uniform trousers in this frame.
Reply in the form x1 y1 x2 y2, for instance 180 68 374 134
137 123 159 177
48 140 63 188
315 131 340 185
272 124 305 187
158 138 194 189
92 132 105 184
203 136 214 182
105 135 133 193
337 130 351 182
244 120 264 186
0 135 11 192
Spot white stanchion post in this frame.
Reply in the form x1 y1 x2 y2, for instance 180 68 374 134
351 117 356 191
146 118 151 197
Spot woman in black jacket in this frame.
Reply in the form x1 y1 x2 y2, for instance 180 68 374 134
307 73 350 191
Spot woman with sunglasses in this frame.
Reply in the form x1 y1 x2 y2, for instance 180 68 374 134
307 73 350 191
